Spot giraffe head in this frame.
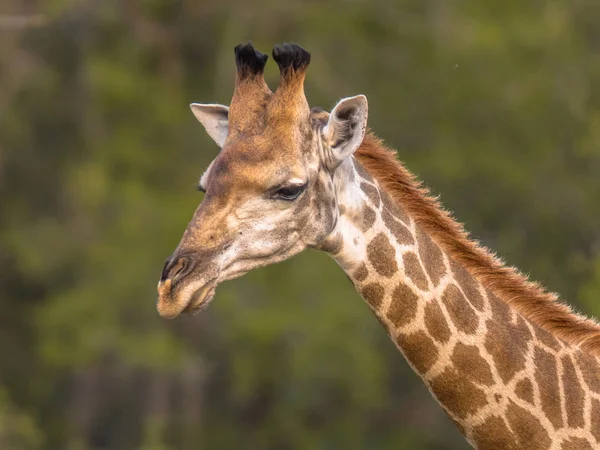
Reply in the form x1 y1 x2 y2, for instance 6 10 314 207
156 42 369 318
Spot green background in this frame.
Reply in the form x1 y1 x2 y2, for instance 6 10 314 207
1 0 599 448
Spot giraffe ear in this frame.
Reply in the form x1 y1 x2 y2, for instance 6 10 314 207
323 95 368 167
190 103 229 148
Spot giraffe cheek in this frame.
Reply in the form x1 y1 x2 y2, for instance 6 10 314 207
302 199 336 247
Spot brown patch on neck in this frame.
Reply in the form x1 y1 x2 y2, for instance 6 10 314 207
355 132 600 356
506 401 551 448
561 354 585 428
561 437 594 450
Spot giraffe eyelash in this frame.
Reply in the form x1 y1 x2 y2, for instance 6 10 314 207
270 182 307 201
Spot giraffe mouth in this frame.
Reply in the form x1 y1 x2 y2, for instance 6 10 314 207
156 277 218 319
183 282 217 315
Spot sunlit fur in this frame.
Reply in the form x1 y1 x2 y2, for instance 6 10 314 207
355 132 600 356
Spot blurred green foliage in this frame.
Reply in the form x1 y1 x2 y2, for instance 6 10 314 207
1 0 599 448
0 388 42 450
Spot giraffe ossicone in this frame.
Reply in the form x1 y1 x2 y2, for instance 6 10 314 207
156 42 600 449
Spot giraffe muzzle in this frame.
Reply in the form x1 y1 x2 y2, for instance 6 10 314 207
156 254 220 319
156 276 218 319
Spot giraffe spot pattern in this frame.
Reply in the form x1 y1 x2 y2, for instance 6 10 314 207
362 204 377 231
561 354 585 428
386 283 419 328
417 227 446 286
506 401 551 449
424 301 451 344
489 290 534 344
382 208 414 245
517 315 533 340
367 233 398 278
484 319 530 383
360 182 381 207
472 416 516 449
403 252 429 290
484 294 531 383
575 350 600 394
560 437 594 450
534 325 562 351
451 343 494 386
591 399 600 443
514 378 534 405
534 347 563 429
428 367 487 420
450 260 484 311
416 227 446 287
354 160 373 183
381 190 410 224
397 330 438 374
352 263 369 282
441 284 479 335
361 283 385 309
489 289 510 322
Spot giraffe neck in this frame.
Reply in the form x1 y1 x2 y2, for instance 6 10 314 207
318 156 600 449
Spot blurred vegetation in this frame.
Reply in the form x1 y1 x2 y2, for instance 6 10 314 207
1 0 599 449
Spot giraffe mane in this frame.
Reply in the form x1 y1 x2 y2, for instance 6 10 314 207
354 131 600 356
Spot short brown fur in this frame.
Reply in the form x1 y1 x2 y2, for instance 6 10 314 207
355 132 600 356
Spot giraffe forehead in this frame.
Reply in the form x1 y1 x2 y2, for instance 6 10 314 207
226 116 311 156
206 141 306 193
228 90 312 137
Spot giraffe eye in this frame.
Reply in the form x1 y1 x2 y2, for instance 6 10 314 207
272 183 306 201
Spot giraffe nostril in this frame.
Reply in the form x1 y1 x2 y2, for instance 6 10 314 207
170 259 187 279
161 256 193 282
160 257 173 281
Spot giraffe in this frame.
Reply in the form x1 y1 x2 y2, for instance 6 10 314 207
156 42 600 449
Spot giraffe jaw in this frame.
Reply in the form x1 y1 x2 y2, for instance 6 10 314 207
184 283 217 316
